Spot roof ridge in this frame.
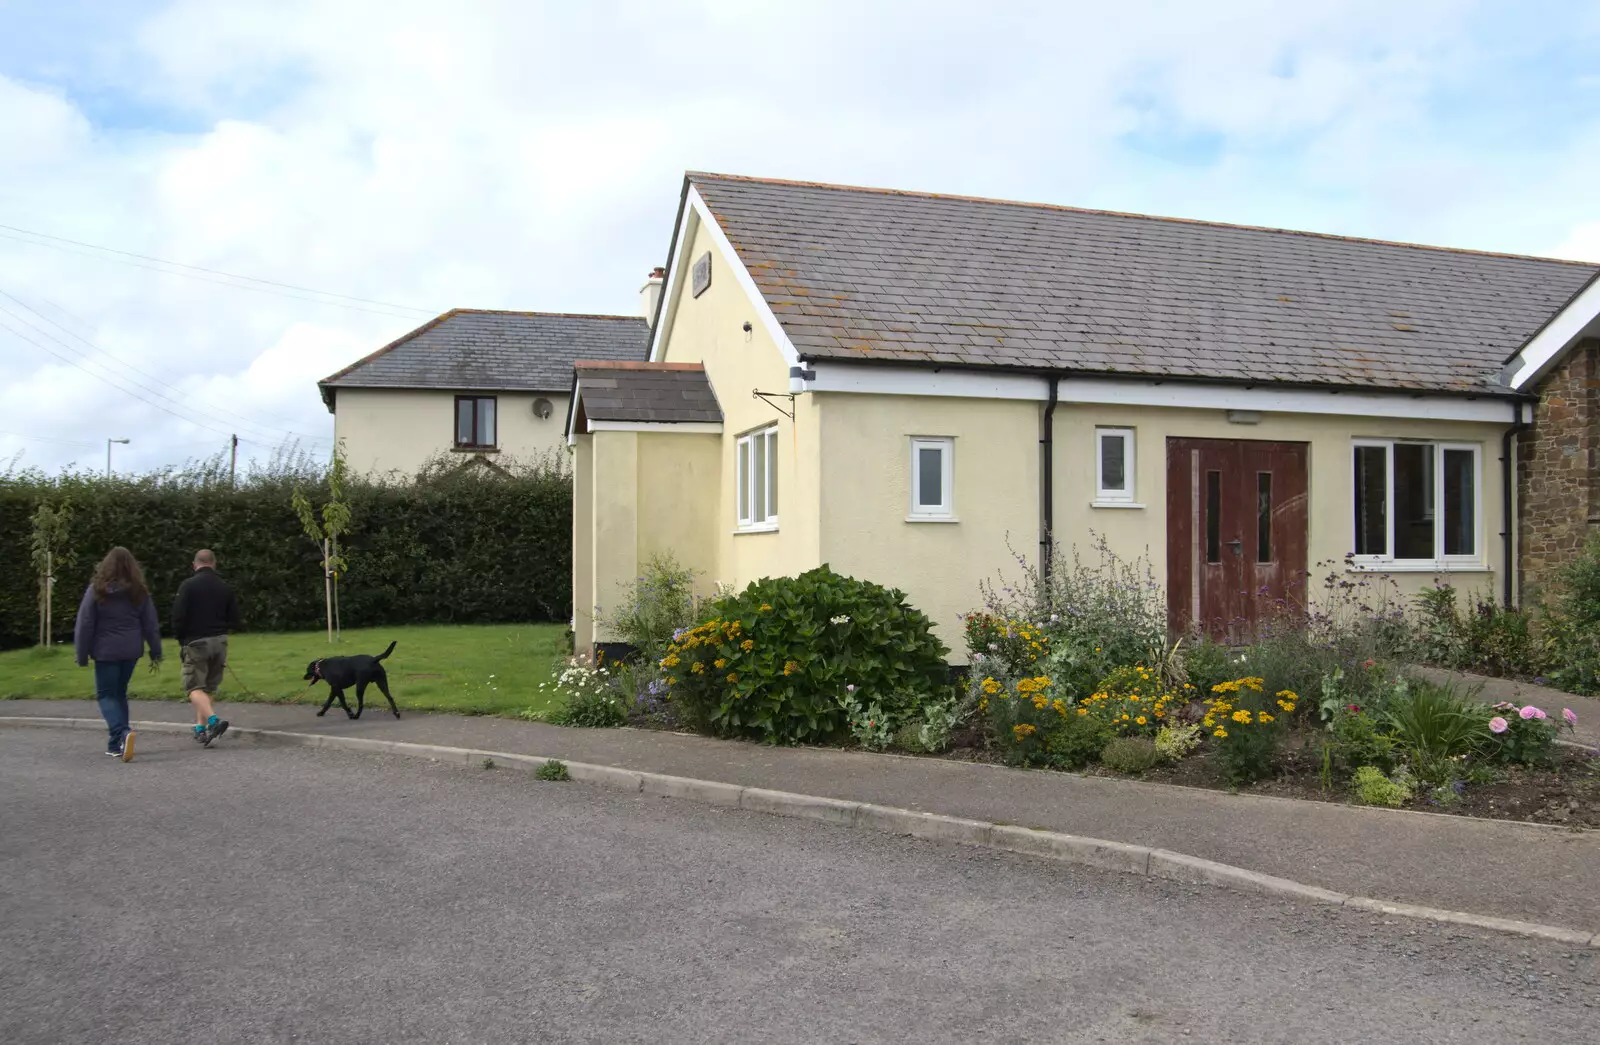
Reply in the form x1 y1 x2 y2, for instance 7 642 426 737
686 171 1598 270
575 360 704 371
448 309 647 322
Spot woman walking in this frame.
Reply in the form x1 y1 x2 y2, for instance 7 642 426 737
74 547 162 761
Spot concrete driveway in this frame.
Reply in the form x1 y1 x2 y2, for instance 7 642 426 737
2 728 1595 1045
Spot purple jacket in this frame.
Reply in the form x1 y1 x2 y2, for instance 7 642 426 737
74 584 163 666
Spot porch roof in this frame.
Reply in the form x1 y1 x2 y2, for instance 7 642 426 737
570 361 723 426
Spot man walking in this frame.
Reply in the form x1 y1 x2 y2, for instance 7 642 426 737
173 549 239 746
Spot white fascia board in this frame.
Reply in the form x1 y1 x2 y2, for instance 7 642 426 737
1504 274 1600 390
802 362 1517 423
585 421 723 435
648 200 698 363
652 185 801 369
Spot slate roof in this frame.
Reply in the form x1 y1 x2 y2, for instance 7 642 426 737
573 362 722 424
689 173 1600 395
319 310 650 408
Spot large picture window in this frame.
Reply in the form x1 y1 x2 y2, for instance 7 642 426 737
737 426 779 529
454 396 497 449
1352 440 1479 564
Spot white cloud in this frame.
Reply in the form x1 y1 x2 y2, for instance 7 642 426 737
2 0 1598 473
1552 222 1600 264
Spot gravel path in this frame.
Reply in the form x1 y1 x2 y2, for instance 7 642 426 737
2 728 1597 1045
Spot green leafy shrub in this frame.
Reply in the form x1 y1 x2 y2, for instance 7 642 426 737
598 552 708 662
1413 583 1544 678
660 566 948 745
535 759 570 781
972 535 1166 702
0 451 572 649
1351 765 1412 807
1154 723 1202 761
1184 638 1233 699
1544 535 1600 695
1100 737 1161 774
900 699 962 754
1325 705 1397 775
1383 678 1485 785
840 689 898 750
1040 713 1115 770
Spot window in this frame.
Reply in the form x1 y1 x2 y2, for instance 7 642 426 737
737 426 779 529
1352 441 1479 564
1096 428 1135 503
909 437 954 520
454 396 496 449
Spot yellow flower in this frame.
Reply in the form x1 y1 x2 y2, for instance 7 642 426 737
783 660 800 676
1077 707 1089 716
1213 727 1228 738
1135 715 1147 726
1231 710 1252 724
691 662 705 674
1012 723 1037 739
659 654 680 669
714 658 727 669
981 677 1002 695
1259 712 1275 723
741 639 754 652
726 673 738 683
759 603 772 612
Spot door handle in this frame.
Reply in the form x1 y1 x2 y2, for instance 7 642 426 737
1226 538 1243 556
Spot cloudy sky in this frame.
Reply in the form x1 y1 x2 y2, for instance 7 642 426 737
2 0 1598 474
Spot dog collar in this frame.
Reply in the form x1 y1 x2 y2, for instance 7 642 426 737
311 660 323 681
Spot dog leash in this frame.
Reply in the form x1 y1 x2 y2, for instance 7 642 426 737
227 662 319 705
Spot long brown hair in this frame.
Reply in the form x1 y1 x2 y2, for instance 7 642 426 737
92 547 149 605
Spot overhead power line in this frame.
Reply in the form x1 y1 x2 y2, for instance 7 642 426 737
0 429 103 449
0 223 440 320
0 287 328 447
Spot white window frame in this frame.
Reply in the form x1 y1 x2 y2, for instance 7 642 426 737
736 425 779 532
1094 427 1138 506
908 436 956 521
1350 439 1483 570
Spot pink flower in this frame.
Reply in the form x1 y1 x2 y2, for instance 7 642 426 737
1519 706 1538 720
1489 717 1509 734
1533 708 1547 721
1564 707 1578 727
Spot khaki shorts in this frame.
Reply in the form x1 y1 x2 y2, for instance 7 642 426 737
180 636 228 694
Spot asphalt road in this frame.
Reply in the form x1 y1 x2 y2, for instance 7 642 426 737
2 729 1597 1045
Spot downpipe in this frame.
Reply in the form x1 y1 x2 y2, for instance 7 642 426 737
1501 401 1530 609
1040 376 1059 585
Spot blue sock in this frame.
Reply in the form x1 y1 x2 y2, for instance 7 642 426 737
206 714 219 727
194 724 205 734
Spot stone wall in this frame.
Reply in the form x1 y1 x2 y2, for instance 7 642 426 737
1518 337 1600 603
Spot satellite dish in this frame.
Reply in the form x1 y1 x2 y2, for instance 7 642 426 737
533 398 554 419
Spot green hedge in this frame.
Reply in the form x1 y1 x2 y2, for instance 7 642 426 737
0 463 571 650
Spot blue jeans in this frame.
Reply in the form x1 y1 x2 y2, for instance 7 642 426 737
94 659 137 750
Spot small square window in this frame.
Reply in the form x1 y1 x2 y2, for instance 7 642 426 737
1096 428 1134 502
909 437 954 520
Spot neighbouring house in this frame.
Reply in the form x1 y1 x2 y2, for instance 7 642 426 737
320 294 658 477
567 172 1600 659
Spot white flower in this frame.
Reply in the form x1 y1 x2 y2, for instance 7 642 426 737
830 614 851 625
846 684 856 694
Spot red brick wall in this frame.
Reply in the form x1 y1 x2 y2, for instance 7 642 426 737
1518 337 1600 603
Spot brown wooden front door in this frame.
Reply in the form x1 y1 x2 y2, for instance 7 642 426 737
1166 438 1309 642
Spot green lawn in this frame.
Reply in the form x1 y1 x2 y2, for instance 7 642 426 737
0 624 570 717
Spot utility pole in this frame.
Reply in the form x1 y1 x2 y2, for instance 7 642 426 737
229 434 238 486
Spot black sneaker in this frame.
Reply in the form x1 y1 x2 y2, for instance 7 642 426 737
105 745 121 757
194 727 211 746
205 719 229 744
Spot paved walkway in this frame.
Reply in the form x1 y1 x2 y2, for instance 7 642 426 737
4 699 1598 932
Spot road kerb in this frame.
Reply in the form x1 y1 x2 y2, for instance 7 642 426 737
1149 849 1349 906
640 771 744 807
1342 896 1596 946
5 714 1598 947
741 787 860 827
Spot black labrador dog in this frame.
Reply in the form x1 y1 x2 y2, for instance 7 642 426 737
304 640 400 719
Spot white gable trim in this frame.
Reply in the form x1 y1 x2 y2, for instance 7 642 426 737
800 362 1518 423
649 184 801 369
1504 273 1600 390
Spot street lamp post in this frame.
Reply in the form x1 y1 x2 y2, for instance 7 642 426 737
106 438 130 478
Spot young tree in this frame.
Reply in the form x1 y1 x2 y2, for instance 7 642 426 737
29 501 72 648
291 449 352 642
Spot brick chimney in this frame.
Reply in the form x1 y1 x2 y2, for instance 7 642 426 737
640 267 665 327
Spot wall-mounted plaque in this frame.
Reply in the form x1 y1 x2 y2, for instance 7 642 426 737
691 251 712 298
